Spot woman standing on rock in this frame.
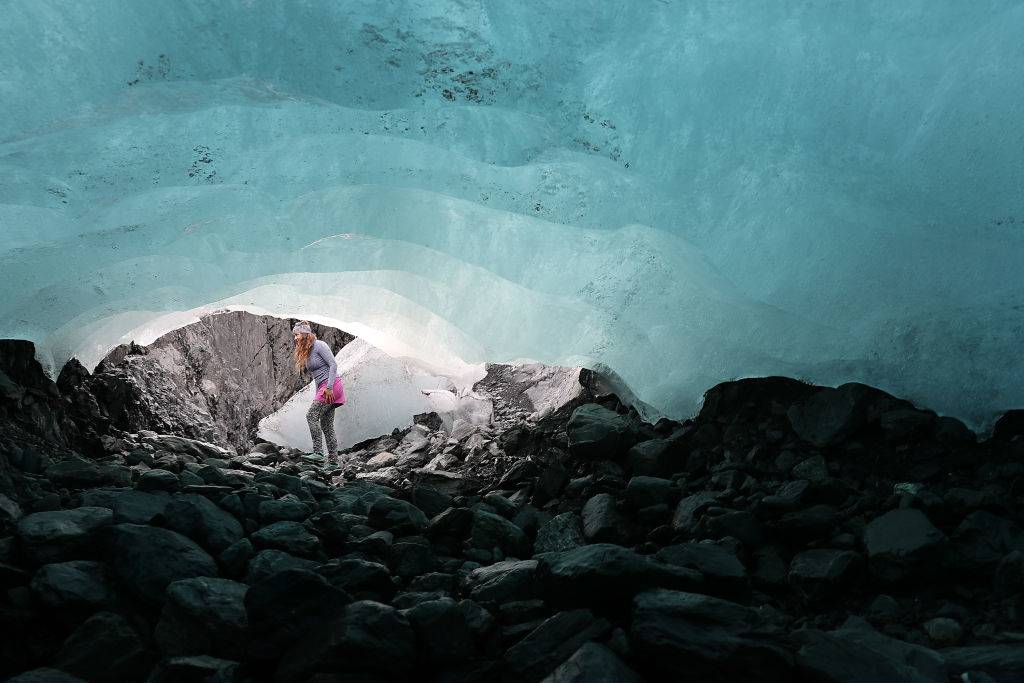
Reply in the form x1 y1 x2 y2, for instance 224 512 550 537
292 320 345 469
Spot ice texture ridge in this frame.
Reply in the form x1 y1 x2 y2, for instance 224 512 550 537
1 1 1022 429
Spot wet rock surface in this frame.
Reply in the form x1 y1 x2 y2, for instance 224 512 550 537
2 337 1024 681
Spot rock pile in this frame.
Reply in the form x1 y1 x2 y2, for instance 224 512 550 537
3 342 1024 681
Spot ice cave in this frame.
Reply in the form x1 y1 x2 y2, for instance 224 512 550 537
3 1 1024 431
4 2 1024 682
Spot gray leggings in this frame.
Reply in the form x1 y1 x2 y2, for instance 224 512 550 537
306 401 340 454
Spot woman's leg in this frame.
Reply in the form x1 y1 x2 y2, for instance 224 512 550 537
320 403 340 455
306 401 327 453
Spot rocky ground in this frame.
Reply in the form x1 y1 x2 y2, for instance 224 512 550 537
2 338 1024 681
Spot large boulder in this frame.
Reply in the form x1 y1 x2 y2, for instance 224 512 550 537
30 560 112 609
17 507 113 565
106 524 218 605
154 577 249 659
656 542 749 599
470 509 529 558
787 383 890 447
863 509 946 583
581 493 629 545
465 559 540 604
540 641 642 683
367 496 429 534
788 549 863 602
534 512 586 555
246 568 352 659
274 600 416 682
566 404 638 459
630 589 793 682
251 521 321 557
502 608 612 681
52 611 153 682
164 493 244 554
537 544 702 611
404 597 475 666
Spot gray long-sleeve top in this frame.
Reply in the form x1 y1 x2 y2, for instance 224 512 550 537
305 339 337 388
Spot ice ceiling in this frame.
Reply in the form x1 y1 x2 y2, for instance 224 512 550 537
2 1 1023 429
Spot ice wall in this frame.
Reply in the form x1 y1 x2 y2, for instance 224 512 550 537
1 1 1022 429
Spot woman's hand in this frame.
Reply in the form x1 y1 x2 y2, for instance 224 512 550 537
323 387 334 403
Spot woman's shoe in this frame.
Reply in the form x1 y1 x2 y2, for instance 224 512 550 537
300 452 326 463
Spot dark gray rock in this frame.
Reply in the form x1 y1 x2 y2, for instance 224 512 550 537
218 538 254 578
566 404 637 459
258 497 312 523
786 383 880 447
627 439 679 478
581 493 629 545
106 523 218 605
274 600 416 682
52 611 153 682
246 568 352 659
671 491 719 533
624 476 675 509
245 549 318 585
30 560 112 608
136 468 180 492
502 608 612 681
404 597 475 666
539 641 642 683
251 521 320 557
534 512 586 555
155 577 249 659
317 558 395 601
367 496 429 534
164 493 244 554
788 549 863 601
656 542 749 599
941 645 1024 681
17 507 113 564
45 459 127 489
537 544 702 611
630 588 792 682
863 508 946 582
6 669 87 683
465 559 540 604
470 509 529 558
951 511 1024 571
794 628 932 683
145 655 241 683
994 550 1024 596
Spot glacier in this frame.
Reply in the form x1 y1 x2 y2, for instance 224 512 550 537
1 0 1022 430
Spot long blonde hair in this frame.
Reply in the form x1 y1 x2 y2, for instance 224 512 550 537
293 320 317 373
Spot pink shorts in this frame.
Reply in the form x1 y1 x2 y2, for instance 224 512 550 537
315 377 346 404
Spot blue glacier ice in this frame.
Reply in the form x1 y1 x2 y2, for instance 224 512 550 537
1 1 1022 429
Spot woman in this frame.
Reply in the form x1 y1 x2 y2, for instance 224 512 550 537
292 320 346 468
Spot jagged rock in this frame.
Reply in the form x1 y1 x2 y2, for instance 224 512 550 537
624 476 675 509
390 540 437 577
566 404 637 459
251 521 321 557
246 568 352 659
788 549 863 601
404 597 475 666
466 559 540 604
942 645 1024 681
258 497 312 523
367 496 429 533
671 491 719 533
317 558 395 601
540 641 642 683
164 493 244 554
52 611 153 682
44 459 128 489
219 538 254 578
136 468 180 492
656 542 749 599
17 507 113 564
245 549 318 584
627 438 679 478
794 628 934 683
106 523 218 604
993 550 1024 596
630 589 793 682
775 504 839 544
863 508 946 582
791 455 828 482
537 544 702 611
6 669 87 683
274 600 416 682
992 409 1024 441
145 655 241 683
534 512 586 555
30 560 112 608
786 383 883 447
155 577 249 658
923 617 962 646
581 493 629 544
832 616 948 681
502 608 612 681
950 511 1024 571
470 509 529 558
